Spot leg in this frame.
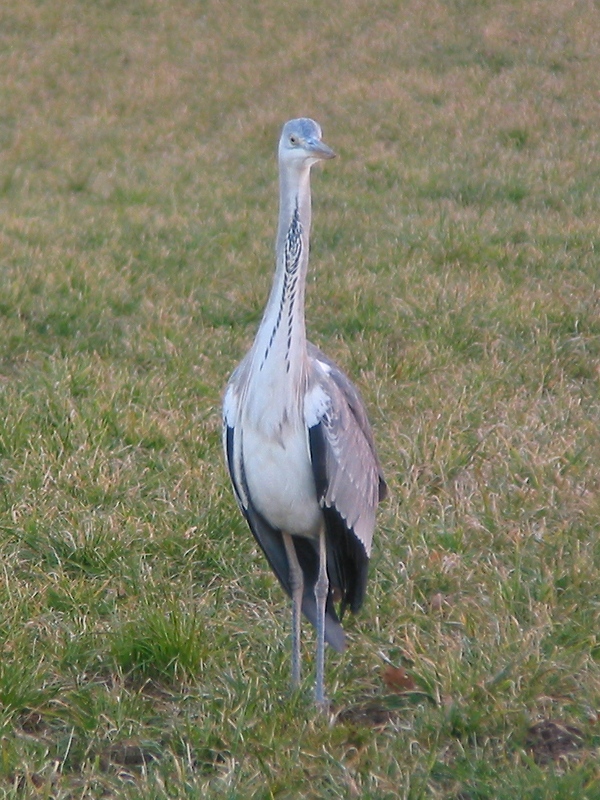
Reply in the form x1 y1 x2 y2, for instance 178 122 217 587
314 526 329 708
283 532 303 688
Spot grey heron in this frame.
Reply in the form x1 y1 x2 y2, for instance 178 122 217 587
223 118 387 706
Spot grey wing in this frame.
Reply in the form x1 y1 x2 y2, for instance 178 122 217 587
305 342 387 613
307 342 387 513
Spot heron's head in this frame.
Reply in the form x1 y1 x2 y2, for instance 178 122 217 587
278 118 336 169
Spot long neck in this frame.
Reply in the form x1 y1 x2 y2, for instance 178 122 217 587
252 162 312 377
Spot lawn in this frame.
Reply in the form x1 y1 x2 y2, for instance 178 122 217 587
1 0 599 797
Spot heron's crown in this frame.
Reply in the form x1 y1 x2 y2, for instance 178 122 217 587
279 118 336 163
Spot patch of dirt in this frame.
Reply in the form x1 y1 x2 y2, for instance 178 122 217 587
99 741 158 771
336 701 399 728
525 719 584 764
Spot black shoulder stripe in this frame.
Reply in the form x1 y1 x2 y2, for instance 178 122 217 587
225 425 248 511
308 423 328 501
225 425 235 475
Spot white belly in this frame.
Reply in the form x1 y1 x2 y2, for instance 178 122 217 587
242 422 322 537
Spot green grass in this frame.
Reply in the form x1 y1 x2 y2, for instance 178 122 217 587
1 0 600 796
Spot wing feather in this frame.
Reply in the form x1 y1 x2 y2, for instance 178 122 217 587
305 342 387 613
307 343 387 505
306 343 386 551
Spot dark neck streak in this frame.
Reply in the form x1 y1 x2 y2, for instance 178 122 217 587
260 204 303 372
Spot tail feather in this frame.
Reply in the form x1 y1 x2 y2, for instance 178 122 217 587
300 593 346 653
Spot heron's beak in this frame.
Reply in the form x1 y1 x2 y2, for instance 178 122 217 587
309 139 336 160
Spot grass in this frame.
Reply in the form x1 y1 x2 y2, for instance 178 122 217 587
1 0 600 796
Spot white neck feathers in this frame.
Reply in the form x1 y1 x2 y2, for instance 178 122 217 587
252 161 312 378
